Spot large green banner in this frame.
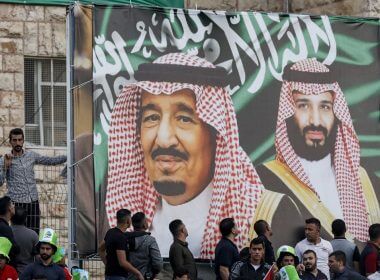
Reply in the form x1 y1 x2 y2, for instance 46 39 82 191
74 5 380 259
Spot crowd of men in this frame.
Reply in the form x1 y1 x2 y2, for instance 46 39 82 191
100 207 380 280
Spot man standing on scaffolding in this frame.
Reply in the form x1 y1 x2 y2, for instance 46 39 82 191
0 128 67 234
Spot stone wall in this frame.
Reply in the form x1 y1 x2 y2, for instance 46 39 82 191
186 0 380 17
0 4 66 146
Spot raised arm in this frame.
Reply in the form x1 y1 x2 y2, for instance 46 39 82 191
33 151 67 166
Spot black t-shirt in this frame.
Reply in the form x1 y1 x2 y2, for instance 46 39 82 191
104 227 129 277
214 237 239 280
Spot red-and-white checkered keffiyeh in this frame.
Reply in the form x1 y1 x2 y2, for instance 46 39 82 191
106 53 264 258
275 58 369 241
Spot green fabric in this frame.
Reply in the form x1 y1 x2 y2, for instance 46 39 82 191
0 237 12 260
0 0 184 7
52 246 65 263
72 268 89 280
279 265 300 280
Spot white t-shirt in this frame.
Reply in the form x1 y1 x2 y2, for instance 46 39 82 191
295 238 333 279
299 154 343 219
150 185 213 258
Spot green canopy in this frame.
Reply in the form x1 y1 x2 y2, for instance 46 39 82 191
0 0 184 8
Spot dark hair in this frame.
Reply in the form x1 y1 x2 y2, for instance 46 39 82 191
331 219 346 236
9 128 24 141
329 250 346 266
169 219 183 237
239 247 250 261
116 209 131 224
369 223 380 241
303 249 317 259
11 206 27 225
219 218 235 237
305 218 321 229
132 212 146 229
276 252 299 268
0 196 12 216
250 237 265 249
253 220 268 236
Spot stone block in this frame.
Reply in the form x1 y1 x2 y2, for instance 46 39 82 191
302 0 363 15
14 73 24 92
0 38 23 54
238 0 268 11
0 74 14 91
52 23 66 56
0 4 43 21
45 6 66 22
268 0 286 12
38 23 52 55
0 91 23 108
0 109 9 125
24 22 38 56
3 55 23 73
25 6 45 21
187 0 237 10
9 108 24 126
0 21 23 38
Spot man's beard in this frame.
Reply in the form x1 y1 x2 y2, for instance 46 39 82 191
286 117 338 161
40 253 52 261
305 263 316 272
153 181 186 196
13 145 22 152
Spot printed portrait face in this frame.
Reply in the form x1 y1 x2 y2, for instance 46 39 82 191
140 89 216 205
287 90 338 160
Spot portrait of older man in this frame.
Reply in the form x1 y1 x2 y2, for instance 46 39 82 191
257 58 380 243
105 52 302 258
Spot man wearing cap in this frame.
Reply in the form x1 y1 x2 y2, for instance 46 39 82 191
300 250 328 280
0 237 18 280
256 58 380 244
275 245 299 279
105 52 302 258
20 228 65 280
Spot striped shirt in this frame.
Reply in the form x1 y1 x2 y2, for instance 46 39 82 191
0 150 66 203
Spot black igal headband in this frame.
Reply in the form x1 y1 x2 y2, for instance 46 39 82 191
282 63 336 84
134 63 230 87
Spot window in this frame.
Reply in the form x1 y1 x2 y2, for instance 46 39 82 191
24 58 66 147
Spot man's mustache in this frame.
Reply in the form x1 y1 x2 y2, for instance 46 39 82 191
151 147 189 161
303 124 328 136
14 145 22 149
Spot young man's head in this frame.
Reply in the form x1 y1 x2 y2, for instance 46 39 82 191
331 219 346 237
39 242 56 261
303 250 317 272
11 206 27 226
369 223 380 245
328 251 346 274
0 196 15 218
249 237 265 264
219 218 238 238
276 245 299 268
287 90 337 161
169 219 188 239
253 219 272 238
132 212 148 231
305 218 321 243
140 89 216 206
116 208 132 230
9 128 24 154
